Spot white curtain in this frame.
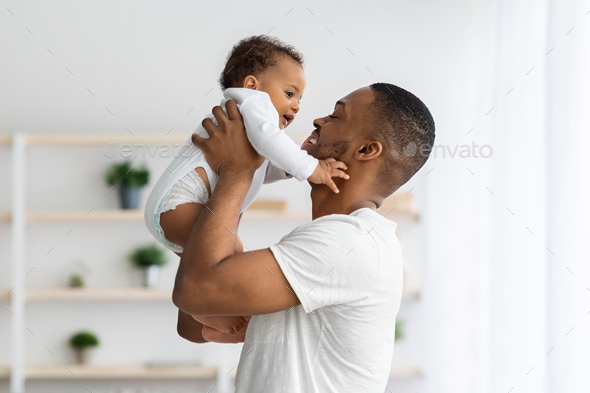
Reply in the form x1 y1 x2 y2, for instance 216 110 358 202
545 0 590 391
423 1 590 392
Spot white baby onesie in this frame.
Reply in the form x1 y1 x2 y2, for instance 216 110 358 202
144 88 318 253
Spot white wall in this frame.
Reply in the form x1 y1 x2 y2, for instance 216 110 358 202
0 0 487 392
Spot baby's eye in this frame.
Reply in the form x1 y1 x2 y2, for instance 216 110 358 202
286 92 293 98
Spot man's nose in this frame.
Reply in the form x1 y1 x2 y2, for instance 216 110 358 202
313 116 328 129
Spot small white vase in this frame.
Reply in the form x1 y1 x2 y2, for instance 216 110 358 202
74 348 94 365
143 265 160 288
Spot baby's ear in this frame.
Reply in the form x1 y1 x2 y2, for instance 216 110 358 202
243 75 259 90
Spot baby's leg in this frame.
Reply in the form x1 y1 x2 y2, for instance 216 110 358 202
159 167 210 248
202 319 249 343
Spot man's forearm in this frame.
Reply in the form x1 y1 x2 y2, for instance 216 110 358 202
173 170 253 309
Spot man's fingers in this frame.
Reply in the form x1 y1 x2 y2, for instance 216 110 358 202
201 117 216 135
211 105 229 126
191 132 207 149
225 99 241 121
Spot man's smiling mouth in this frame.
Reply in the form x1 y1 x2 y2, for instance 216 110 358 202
303 131 319 146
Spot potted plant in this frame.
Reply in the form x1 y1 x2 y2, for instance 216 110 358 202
68 259 91 288
69 273 84 288
395 320 405 342
105 161 149 209
129 243 168 288
70 331 99 365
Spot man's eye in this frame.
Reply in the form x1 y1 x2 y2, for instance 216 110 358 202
328 115 337 119
286 92 293 98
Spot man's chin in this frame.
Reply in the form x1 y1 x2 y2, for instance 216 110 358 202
301 144 320 159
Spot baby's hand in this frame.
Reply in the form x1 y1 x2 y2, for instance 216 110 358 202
308 158 349 193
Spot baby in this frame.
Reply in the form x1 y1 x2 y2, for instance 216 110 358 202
144 36 348 342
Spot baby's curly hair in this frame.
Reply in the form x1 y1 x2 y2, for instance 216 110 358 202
219 35 304 90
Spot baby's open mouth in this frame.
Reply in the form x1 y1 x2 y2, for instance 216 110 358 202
283 115 294 127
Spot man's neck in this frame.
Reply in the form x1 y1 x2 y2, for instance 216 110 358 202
310 185 379 220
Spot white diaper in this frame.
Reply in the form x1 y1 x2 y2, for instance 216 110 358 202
153 169 210 253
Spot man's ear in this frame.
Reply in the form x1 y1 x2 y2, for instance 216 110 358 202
354 140 383 161
243 75 259 90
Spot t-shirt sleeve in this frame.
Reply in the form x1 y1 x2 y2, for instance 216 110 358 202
239 93 318 182
269 216 380 313
263 162 293 184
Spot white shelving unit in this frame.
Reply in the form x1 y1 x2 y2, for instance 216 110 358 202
2 132 422 391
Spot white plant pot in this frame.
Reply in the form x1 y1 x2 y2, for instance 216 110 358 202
74 348 94 365
143 265 160 288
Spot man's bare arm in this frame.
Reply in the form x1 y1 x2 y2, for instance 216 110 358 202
172 101 300 316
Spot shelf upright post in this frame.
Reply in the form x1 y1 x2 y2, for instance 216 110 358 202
10 132 26 393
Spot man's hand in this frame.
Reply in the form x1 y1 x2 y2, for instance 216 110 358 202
192 100 265 178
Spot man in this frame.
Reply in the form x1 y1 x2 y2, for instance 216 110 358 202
172 83 435 392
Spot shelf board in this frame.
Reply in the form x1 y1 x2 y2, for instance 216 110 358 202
25 209 144 222
1 284 418 302
24 287 173 301
0 364 421 380
0 133 310 147
389 364 422 378
0 135 11 146
225 364 421 379
0 207 417 223
26 133 190 146
22 364 216 379
1 364 421 380
402 283 420 299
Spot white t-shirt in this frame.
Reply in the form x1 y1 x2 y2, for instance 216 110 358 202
234 208 404 393
144 88 318 252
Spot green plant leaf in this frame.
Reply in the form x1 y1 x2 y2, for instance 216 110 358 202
105 161 150 188
128 243 168 267
70 331 99 348
395 320 405 342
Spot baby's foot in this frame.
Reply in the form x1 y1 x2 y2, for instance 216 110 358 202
230 316 248 334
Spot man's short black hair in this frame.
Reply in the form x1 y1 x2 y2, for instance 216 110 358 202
219 35 304 90
367 82 435 194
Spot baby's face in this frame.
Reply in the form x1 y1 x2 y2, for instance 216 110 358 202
257 58 306 130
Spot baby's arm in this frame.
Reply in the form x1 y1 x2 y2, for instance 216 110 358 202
238 94 318 182
264 158 349 193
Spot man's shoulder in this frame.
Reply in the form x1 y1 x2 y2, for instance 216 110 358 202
308 208 396 232
281 208 393 249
